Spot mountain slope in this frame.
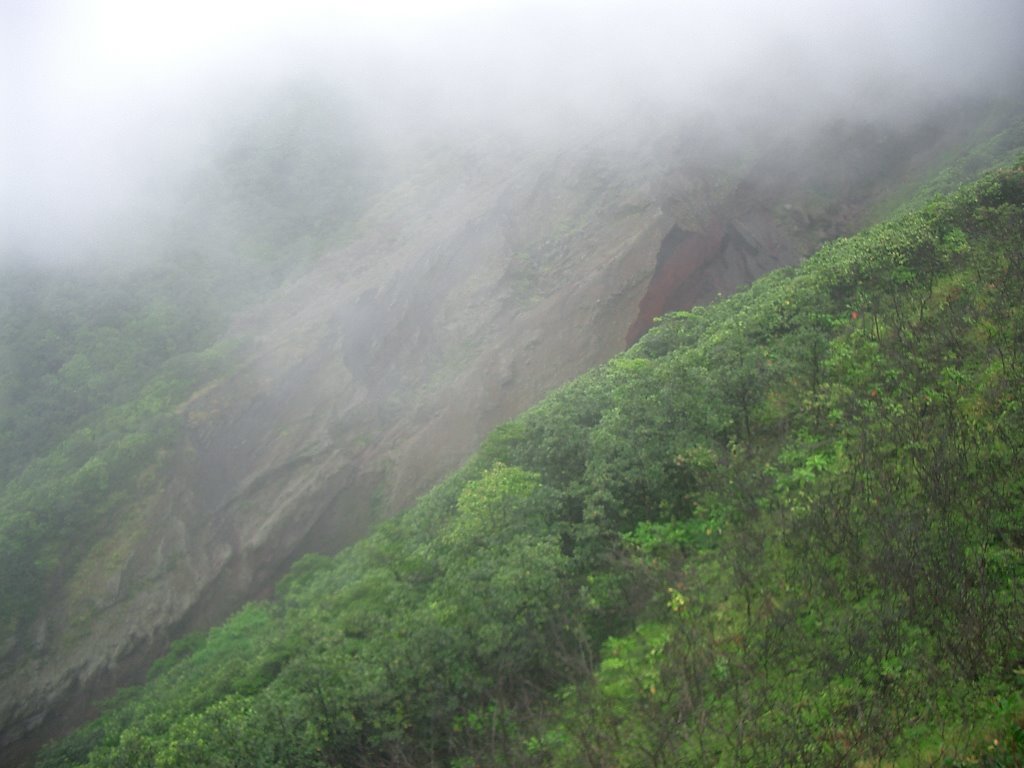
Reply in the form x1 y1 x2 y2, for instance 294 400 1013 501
36 161 1024 767
3 94 1023 762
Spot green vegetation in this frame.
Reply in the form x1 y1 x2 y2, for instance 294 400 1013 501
886 114 1024 217
0 257 239 642
0 84 384 651
36 163 1024 766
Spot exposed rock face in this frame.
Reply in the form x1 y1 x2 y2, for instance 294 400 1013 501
628 224 722 344
0 121 963 763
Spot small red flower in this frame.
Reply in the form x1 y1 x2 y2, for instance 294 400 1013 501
851 311 860 320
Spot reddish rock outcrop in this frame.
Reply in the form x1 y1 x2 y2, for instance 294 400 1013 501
626 222 726 344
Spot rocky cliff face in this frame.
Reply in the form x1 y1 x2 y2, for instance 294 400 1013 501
0 118 969 763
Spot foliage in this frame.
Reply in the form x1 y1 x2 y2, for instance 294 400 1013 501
0 257 245 642
0 83 387 647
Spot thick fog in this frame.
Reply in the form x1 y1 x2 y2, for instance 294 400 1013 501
3 0 1023 261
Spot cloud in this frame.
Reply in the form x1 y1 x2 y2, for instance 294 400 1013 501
2 0 1022 260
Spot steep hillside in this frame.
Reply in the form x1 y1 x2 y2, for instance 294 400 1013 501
36 161 1024 767
2 101 1023 763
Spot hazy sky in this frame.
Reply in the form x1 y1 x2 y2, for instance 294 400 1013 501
3 0 1023 259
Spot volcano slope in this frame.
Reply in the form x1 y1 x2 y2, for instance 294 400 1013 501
36 159 1024 768
2 106 1023 764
